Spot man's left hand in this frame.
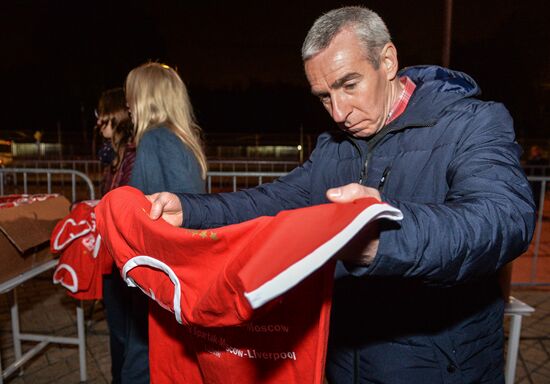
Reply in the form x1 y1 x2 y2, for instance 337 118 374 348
326 183 381 265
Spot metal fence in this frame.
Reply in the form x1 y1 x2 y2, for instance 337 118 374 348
0 168 95 202
523 165 550 177
10 159 103 177
206 171 288 193
208 160 300 173
12 158 550 179
11 159 300 174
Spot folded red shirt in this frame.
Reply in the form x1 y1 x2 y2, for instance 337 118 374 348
95 186 402 383
51 200 112 300
0 193 59 209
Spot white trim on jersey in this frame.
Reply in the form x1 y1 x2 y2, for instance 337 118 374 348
244 203 403 309
122 256 183 324
52 263 79 293
52 218 93 251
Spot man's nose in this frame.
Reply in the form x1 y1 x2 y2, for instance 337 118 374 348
331 95 351 123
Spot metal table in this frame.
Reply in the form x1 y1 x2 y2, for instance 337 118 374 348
0 259 86 383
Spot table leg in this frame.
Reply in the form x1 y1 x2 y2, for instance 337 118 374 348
505 314 522 384
10 288 22 375
77 302 87 382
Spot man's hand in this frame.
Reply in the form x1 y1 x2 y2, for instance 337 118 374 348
326 183 381 203
326 183 381 265
145 192 184 227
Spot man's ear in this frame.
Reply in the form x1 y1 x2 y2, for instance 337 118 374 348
380 43 399 80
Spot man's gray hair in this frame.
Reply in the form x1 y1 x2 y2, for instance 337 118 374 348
301 6 391 69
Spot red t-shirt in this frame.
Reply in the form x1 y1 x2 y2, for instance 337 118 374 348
95 186 402 383
51 200 112 300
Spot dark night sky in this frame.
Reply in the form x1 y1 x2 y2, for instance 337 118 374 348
1 0 549 145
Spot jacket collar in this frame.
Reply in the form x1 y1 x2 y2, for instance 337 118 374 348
392 65 480 128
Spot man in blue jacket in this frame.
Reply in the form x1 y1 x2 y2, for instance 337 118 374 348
147 6 535 383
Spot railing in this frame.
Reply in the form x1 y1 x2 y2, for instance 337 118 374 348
206 171 288 193
9 159 300 189
10 159 103 178
0 168 95 202
523 165 550 177
11 159 301 174
208 160 300 173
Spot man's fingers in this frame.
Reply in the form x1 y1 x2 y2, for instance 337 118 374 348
144 192 184 226
327 183 363 203
326 183 381 203
146 193 165 220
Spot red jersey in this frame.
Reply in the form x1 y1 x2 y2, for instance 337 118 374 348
95 186 402 383
51 200 112 300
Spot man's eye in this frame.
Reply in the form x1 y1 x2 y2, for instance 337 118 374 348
319 95 331 104
344 82 357 90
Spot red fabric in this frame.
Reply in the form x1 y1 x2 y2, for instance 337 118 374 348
386 76 416 125
95 186 402 384
50 200 112 300
0 193 59 209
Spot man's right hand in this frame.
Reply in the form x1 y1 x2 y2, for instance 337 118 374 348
146 192 184 227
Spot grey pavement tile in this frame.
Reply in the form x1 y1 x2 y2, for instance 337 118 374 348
45 345 79 364
521 347 550 367
14 360 71 384
18 350 50 374
517 339 539 350
53 370 83 384
532 363 550 377
528 325 550 337
526 371 550 384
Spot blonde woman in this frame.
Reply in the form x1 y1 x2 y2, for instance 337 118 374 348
126 62 207 195
124 62 207 382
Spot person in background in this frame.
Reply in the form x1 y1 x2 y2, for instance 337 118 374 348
95 87 137 384
96 92 115 195
146 6 536 384
96 88 136 196
124 61 208 382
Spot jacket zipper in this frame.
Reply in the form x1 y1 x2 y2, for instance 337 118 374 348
354 119 436 187
348 139 367 185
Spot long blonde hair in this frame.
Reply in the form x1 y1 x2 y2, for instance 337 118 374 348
125 62 207 178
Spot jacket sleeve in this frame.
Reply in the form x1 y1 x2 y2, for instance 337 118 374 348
370 103 536 285
175 143 327 229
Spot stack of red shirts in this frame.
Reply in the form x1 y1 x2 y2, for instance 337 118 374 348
0 193 59 209
95 186 402 384
50 200 112 300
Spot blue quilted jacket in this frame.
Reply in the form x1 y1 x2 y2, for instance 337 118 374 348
177 66 536 384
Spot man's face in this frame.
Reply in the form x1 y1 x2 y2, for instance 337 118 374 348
305 29 396 138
